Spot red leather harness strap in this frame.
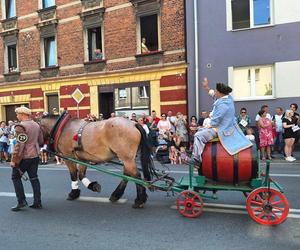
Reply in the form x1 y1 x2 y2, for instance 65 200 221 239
53 113 71 152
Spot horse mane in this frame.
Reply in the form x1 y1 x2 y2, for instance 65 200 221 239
135 123 157 180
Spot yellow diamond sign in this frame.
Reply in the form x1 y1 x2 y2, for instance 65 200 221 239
72 88 85 104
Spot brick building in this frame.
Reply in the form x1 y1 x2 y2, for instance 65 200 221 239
0 0 186 121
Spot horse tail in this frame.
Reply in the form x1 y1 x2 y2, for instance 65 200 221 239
135 123 156 181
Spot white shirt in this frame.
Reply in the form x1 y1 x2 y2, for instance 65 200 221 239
142 124 149 135
203 118 211 128
255 113 271 121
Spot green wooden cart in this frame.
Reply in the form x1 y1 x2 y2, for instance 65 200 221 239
56 152 289 226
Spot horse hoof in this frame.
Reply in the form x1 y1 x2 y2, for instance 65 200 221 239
67 189 81 200
132 202 145 209
88 182 101 193
109 195 119 203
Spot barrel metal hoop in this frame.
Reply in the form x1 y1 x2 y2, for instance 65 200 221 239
251 144 259 179
233 153 239 184
211 142 218 181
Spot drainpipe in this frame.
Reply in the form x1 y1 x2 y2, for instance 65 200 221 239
194 0 199 117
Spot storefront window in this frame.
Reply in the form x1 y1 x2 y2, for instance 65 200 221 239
114 84 150 117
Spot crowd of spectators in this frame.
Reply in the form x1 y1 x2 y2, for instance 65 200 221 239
237 103 300 162
1 103 299 166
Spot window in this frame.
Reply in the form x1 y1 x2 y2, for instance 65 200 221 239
231 0 271 30
42 0 55 9
87 27 103 61
114 84 150 116
7 44 17 72
44 36 57 67
46 93 59 113
138 86 149 98
5 0 16 19
231 65 273 100
118 88 127 99
140 14 158 52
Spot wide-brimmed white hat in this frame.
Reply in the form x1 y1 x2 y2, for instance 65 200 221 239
15 106 32 115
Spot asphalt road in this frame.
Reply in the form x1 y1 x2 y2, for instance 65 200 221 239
0 160 299 250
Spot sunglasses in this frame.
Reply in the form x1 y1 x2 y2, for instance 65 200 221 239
241 111 246 113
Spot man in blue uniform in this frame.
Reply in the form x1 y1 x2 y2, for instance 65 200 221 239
189 78 252 165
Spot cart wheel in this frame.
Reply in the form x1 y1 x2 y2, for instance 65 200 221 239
176 190 203 218
246 187 289 226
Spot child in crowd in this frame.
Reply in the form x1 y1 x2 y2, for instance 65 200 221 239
40 143 48 165
169 146 179 164
8 134 16 159
178 146 188 164
245 128 255 142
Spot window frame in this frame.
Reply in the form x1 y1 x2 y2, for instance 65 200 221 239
39 0 55 10
4 41 18 73
228 65 275 101
114 83 151 112
44 92 60 113
226 0 274 31
2 0 16 19
136 13 161 54
41 35 58 68
84 25 105 62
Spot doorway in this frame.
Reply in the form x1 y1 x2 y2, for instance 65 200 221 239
46 93 59 114
5 103 29 122
99 92 113 119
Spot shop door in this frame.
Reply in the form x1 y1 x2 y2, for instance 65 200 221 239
99 92 113 119
5 104 29 122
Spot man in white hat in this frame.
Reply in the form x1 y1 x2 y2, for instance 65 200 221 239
10 106 44 211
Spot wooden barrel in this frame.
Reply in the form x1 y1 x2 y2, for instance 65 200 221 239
200 141 258 184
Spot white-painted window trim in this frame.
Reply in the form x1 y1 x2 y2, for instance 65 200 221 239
1 0 16 20
40 35 58 68
226 0 274 31
4 41 19 73
83 25 105 62
228 65 275 101
39 0 56 10
136 13 161 54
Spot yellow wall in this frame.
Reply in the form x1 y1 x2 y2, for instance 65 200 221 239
0 63 187 120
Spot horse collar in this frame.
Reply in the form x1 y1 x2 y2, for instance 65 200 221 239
48 111 72 152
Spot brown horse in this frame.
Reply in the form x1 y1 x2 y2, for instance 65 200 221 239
39 113 156 208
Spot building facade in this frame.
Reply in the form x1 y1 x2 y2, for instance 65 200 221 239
186 0 300 122
0 0 186 121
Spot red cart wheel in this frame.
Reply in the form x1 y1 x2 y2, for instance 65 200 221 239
246 187 289 226
176 190 203 218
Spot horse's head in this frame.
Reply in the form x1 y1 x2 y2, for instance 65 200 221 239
39 114 59 143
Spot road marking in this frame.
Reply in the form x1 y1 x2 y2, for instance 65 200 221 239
0 192 33 197
77 196 127 204
0 192 127 204
1 166 300 177
170 203 300 218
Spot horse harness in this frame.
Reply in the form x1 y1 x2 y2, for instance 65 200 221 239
73 121 90 151
48 111 90 153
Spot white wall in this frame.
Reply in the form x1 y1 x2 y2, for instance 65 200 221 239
274 0 300 24
275 60 300 98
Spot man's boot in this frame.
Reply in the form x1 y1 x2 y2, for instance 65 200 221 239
11 200 28 212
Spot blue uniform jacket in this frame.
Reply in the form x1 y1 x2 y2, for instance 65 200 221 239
210 95 252 155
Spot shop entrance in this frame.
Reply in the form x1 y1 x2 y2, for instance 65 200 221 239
5 103 29 122
99 92 114 119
